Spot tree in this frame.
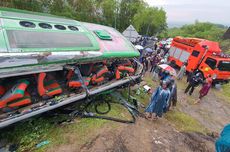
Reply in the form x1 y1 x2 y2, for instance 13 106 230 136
133 7 167 36
118 0 146 31
0 0 168 34
96 0 116 26
0 0 43 12
167 22 226 41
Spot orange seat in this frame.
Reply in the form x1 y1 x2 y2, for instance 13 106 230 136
38 73 62 98
67 69 91 88
0 85 5 96
7 92 32 108
116 65 135 80
91 66 109 84
68 77 91 88
66 69 91 88
0 80 31 109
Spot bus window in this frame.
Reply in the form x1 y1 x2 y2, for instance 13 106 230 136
6 30 93 49
39 23 52 29
54 25 66 30
205 57 217 70
0 29 7 52
218 61 230 71
174 48 182 59
19 21 36 28
68 26 79 31
191 50 200 57
179 51 190 62
169 47 176 56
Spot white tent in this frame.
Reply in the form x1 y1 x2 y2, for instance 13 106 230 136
122 25 140 42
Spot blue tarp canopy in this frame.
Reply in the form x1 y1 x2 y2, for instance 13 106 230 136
216 124 230 152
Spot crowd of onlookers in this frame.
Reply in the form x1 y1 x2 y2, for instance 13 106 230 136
135 40 177 120
134 38 214 121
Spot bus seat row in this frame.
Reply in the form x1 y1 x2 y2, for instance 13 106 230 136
0 63 135 109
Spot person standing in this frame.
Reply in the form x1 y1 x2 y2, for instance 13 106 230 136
144 56 149 72
161 70 171 81
184 72 203 96
152 81 170 120
150 55 156 72
187 69 194 83
195 75 213 104
152 65 160 81
145 81 170 120
167 79 177 110
150 55 160 73
177 62 187 80
154 42 158 51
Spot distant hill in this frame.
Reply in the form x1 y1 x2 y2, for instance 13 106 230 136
164 22 230 53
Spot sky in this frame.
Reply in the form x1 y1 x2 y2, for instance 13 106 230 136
145 0 230 27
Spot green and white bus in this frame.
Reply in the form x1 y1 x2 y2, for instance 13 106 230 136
0 8 142 128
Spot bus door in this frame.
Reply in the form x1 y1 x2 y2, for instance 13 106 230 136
187 50 202 72
198 56 217 78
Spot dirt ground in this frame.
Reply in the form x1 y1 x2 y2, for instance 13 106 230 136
46 73 230 152
78 118 215 152
48 117 215 152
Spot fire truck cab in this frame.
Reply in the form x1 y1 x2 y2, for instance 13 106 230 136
169 36 230 83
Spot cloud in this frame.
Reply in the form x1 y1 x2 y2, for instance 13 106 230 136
145 0 230 26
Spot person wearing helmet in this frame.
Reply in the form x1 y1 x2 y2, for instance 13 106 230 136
184 72 203 96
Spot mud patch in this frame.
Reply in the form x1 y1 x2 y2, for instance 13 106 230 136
79 118 215 152
182 132 215 152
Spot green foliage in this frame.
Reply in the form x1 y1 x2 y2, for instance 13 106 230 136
118 0 146 31
133 7 167 35
167 22 226 41
0 117 55 151
165 111 208 133
220 40 230 53
0 0 43 12
222 83 230 102
0 0 167 35
214 83 230 103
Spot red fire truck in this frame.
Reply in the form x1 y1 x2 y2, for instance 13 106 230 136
169 36 230 83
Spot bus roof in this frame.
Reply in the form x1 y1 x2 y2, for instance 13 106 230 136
0 7 78 25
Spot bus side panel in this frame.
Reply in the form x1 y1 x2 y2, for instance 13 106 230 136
169 42 191 68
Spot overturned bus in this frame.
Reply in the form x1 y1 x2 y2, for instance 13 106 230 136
0 8 142 128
